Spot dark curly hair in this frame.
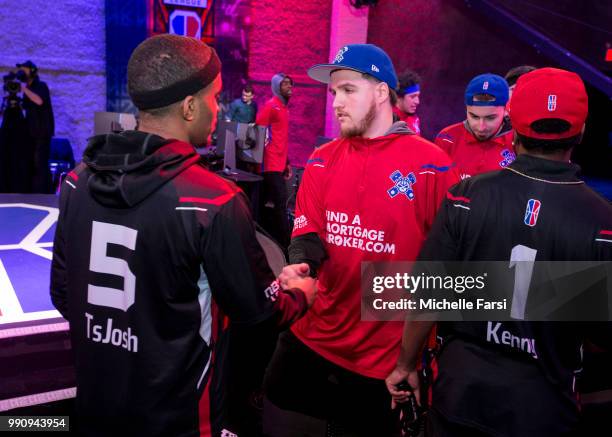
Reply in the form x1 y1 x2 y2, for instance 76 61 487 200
397 69 421 96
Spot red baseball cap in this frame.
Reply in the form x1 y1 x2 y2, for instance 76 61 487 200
509 67 588 140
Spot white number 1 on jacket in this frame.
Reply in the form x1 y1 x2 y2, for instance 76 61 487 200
509 244 538 320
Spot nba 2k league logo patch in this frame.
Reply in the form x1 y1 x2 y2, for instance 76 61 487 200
524 199 542 227
387 170 417 201
482 81 489 90
547 95 557 111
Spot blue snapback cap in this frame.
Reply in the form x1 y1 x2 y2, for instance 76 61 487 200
307 44 398 90
465 73 509 106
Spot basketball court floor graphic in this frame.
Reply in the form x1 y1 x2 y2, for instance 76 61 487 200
0 194 74 412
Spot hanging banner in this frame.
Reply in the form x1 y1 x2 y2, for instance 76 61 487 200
152 0 214 44
164 0 208 7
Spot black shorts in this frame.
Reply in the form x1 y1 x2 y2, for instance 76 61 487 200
263 330 398 436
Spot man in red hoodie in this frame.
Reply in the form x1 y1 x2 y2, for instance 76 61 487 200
435 73 515 180
256 73 293 249
264 44 459 436
393 68 422 135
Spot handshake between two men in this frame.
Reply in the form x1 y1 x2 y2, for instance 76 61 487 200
278 263 317 308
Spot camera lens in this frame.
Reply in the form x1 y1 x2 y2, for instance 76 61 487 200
16 70 27 82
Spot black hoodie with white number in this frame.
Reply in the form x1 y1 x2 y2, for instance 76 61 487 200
50 130 307 436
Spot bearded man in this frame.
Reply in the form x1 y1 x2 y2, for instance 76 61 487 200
263 43 459 436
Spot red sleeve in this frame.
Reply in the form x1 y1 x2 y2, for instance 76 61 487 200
434 128 455 155
272 287 309 328
415 148 460 234
291 151 327 238
256 100 273 126
429 164 460 232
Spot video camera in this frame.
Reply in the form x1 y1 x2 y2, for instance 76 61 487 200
3 70 26 95
1 71 26 113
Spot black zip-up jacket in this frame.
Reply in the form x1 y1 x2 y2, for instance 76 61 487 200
418 154 612 437
50 130 308 436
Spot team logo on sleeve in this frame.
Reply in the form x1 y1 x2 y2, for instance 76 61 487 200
387 170 417 201
293 215 308 231
499 149 516 167
264 280 281 301
524 199 542 227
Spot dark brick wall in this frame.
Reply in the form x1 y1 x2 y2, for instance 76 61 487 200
248 0 332 167
367 0 543 140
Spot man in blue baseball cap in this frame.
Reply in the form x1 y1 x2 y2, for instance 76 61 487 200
307 43 399 138
434 73 515 180
263 43 459 436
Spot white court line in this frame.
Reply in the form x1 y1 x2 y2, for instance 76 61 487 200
0 203 57 212
0 242 53 250
0 309 63 324
22 245 54 261
0 259 24 317
20 207 59 247
0 387 76 412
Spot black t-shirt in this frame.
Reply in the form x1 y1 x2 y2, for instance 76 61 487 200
419 154 612 436
23 77 54 138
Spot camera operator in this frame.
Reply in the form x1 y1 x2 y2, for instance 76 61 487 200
1 71 30 192
17 60 55 193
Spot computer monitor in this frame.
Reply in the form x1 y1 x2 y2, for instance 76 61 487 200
215 120 266 170
94 112 137 135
